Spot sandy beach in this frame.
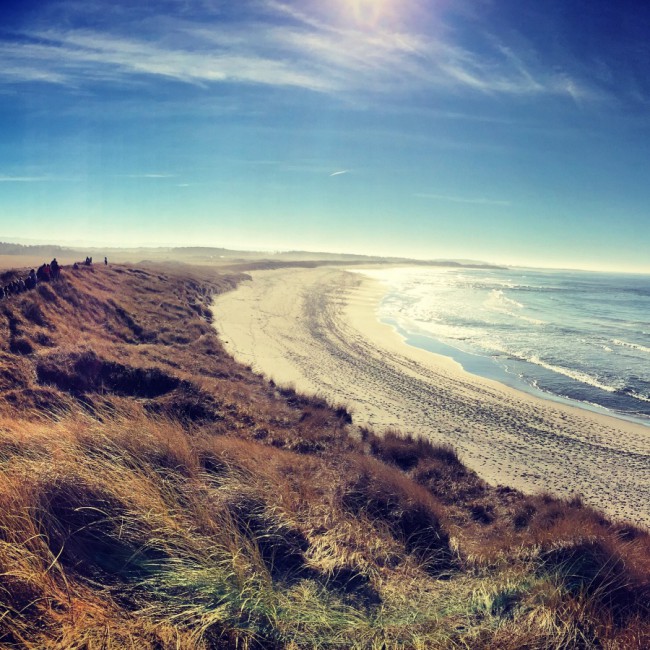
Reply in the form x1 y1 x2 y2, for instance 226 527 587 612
212 266 650 527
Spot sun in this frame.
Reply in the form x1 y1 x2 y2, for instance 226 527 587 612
337 0 398 27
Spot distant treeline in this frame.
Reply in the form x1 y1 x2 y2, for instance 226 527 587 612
0 242 70 256
0 241 506 270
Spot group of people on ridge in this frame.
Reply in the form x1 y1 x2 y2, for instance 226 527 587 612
0 258 61 301
73 256 106 269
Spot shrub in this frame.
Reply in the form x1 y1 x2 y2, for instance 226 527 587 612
36 473 166 581
37 351 180 398
226 491 309 582
470 503 494 524
341 456 452 572
10 337 33 355
412 453 486 504
21 301 46 327
369 430 462 473
540 538 649 622
513 504 536 530
37 283 57 302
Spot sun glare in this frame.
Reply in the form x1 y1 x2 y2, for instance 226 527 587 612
338 0 399 27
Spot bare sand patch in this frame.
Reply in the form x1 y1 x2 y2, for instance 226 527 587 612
212 266 650 527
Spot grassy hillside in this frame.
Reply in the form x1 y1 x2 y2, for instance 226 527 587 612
0 261 648 649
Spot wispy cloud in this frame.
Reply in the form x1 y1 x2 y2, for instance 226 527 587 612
122 173 176 179
414 192 512 206
0 2 594 103
329 170 349 177
0 29 335 93
0 175 61 182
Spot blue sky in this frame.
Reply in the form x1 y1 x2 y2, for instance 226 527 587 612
1 0 649 271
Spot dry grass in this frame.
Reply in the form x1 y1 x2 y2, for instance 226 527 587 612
0 260 647 648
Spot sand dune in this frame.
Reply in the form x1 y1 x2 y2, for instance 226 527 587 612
212 266 650 527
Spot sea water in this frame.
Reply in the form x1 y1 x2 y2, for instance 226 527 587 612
360 267 650 425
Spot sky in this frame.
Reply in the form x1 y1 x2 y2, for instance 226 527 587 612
1 0 649 272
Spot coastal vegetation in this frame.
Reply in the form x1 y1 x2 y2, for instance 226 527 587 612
0 261 648 648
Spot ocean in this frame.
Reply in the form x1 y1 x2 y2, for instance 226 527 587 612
361 266 650 426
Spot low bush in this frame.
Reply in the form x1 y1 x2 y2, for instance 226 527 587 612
9 337 33 355
21 301 46 327
367 429 464 473
226 490 309 581
341 455 452 571
37 350 180 398
37 283 57 302
37 475 166 580
540 537 649 623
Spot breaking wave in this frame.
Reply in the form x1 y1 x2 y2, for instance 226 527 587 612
524 356 619 393
612 339 650 354
368 265 650 421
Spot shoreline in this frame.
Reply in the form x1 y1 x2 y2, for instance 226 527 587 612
380 312 650 431
211 266 650 527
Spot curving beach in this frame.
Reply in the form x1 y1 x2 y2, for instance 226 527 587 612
212 266 650 527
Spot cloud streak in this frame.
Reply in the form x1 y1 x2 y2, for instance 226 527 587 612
0 2 594 104
0 28 336 93
0 175 61 182
122 173 176 179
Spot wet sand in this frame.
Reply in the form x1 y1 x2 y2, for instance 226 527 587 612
211 266 650 527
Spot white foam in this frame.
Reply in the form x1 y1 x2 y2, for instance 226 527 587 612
525 356 620 393
612 339 650 354
485 289 523 311
369 267 648 413
483 289 545 325
625 391 650 404
517 314 546 326
401 317 483 344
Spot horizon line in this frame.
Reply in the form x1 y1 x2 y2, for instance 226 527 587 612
0 237 648 275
